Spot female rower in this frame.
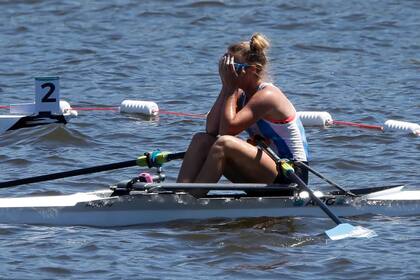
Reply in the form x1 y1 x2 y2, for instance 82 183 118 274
177 33 309 186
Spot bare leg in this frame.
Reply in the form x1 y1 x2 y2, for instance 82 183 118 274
195 135 278 183
177 132 217 183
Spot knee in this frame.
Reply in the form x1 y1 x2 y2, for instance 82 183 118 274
212 135 238 154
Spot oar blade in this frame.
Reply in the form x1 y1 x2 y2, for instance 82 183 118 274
325 223 377 241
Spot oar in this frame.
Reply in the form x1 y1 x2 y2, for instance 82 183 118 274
293 161 357 197
255 138 376 240
0 151 185 189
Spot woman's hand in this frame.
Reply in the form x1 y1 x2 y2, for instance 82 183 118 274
219 54 239 93
218 55 226 85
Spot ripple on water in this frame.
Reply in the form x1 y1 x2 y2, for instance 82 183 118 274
38 266 72 276
1 125 94 147
179 1 227 8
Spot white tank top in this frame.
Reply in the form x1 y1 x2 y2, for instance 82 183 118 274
240 83 309 161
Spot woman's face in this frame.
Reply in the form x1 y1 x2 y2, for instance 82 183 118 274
227 53 248 76
231 54 256 88
222 52 255 88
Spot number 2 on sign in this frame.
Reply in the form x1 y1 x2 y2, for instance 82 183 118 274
41 83 56 103
35 77 60 114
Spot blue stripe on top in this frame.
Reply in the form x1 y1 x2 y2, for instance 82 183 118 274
256 119 294 159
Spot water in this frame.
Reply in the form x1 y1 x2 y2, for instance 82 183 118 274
0 0 419 279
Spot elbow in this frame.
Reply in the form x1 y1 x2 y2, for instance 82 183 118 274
205 117 218 136
205 128 218 137
219 124 240 136
218 129 233 136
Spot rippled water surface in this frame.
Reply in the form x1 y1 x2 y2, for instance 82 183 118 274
0 0 419 279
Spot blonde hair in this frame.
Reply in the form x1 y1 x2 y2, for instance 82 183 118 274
228 33 270 77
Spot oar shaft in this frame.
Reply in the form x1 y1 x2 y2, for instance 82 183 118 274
166 152 186 161
285 170 342 225
294 161 357 197
255 137 343 225
0 151 186 189
0 160 138 189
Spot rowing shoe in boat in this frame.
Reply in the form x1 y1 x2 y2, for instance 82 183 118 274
0 181 418 227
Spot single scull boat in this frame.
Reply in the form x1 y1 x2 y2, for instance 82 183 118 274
0 182 418 227
0 150 417 240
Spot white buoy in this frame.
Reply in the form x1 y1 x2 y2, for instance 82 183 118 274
297 111 333 127
384 120 420 135
119 100 159 116
60 100 78 117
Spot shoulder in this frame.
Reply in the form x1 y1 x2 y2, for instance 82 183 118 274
261 83 284 95
253 83 287 103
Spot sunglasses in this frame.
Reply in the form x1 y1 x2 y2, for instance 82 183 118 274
234 63 250 73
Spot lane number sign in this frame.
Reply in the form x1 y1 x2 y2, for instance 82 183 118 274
35 77 60 114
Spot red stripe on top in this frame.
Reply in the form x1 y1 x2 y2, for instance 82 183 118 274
265 114 296 124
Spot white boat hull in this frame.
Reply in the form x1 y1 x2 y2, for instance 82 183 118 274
0 186 419 227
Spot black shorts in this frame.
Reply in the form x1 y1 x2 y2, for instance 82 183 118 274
273 161 309 185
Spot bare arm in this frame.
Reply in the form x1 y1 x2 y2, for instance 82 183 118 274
206 55 236 136
218 87 241 135
216 54 295 136
219 88 295 135
219 89 269 135
205 88 224 136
